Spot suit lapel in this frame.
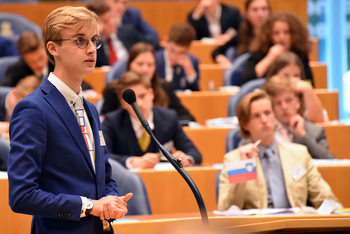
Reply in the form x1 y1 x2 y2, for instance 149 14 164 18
41 80 95 174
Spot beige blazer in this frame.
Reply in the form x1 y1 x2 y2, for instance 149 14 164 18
217 142 341 211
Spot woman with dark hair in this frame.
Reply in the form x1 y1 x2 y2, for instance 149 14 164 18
263 51 327 122
101 42 195 125
212 0 271 65
239 11 313 86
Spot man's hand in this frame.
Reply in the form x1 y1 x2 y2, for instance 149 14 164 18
177 54 196 78
238 143 259 160
0 121 9 139
290 114 306 138
91 193 133 220
130 153 160 168
173 150 192 167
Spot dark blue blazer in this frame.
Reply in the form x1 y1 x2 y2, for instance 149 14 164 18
96 25 161 67
0 88 9 121
0 37 19 57
155 50 200 91
8 78 119 234
187 4 242 40
102 106 202 167
122 7 159 41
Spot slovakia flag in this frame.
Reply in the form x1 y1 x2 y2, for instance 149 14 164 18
226 158 257 184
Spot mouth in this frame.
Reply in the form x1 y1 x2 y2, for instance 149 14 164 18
84 58 95 64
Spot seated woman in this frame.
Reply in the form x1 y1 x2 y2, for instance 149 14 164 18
212 0 271 65
264 51 327 123
187 0 242 43
239 12 313 86
101 42 195 125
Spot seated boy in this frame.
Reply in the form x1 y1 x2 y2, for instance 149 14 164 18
102 71 202 169
263 75 335 159
155 23 200 91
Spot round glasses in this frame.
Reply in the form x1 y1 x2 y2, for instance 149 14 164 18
56 35 103 49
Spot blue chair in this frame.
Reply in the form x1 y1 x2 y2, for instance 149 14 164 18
0 13 41 38
225 127 242 153
228 78 266 116
105 56 128 84
223 52 250 86
0 56 20 83
108 159 152 215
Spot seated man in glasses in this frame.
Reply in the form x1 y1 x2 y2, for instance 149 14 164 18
8 6 132 234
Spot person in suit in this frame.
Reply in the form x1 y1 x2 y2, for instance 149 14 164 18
0 36 19 57
8 6 132 234
102 71 202 169
239 12 313 87
212 0 271 65
101 42 195 125
0 75 41 171
103 0 159 41
187 0 242 43
263 75 335 159
265 51 326 123
87 1 160 67
155 23 200 91
218 90 340 211
1 31 52 87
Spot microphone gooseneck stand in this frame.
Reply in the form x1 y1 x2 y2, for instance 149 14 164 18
122 89 209 226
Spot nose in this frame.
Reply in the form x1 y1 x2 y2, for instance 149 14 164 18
86 40 96 54
261 114 267 123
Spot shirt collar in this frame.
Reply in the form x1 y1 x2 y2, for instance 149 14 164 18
258 140 279 159
47 72 83 104
204 4 222 21
129 109 155 138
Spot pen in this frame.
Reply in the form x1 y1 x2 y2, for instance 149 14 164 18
253 139 261 147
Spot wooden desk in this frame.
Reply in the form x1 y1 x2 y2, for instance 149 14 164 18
112 214 350 234
310 61 328 89
177 90 339 125
135 164 350 215
199 64 229 91
0 0 307 40
0 176 32 234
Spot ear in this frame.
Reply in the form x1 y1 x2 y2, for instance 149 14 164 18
47 41 59 57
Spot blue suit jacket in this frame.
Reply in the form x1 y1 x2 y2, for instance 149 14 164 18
122 7 159 41
8 79 120 234
102 106 202 167
155 50 200 91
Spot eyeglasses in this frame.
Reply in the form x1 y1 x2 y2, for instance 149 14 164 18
56 35 103 49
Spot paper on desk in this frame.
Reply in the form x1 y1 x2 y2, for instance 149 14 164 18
214 205 300 216
312 159 350 166
317 199 338 215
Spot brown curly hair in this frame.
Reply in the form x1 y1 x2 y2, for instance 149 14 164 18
250 11 310 56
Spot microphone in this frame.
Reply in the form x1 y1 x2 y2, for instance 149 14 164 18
122 88 209 225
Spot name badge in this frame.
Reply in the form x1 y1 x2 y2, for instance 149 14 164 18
290 164 307 181
99 131 106 146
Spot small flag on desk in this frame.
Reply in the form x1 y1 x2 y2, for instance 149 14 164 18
226 158 257 184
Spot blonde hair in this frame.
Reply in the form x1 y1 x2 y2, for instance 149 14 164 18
42 6 101 64
237 89 271 138
14 75 41 100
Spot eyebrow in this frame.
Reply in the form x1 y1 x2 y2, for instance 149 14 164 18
72 33 99 38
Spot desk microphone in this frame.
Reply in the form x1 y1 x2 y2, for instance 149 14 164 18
122 89 209 225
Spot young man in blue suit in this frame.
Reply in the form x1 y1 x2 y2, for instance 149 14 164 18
102 71 202 169
103 0 159 41
155 23 200 91
8 6 132 234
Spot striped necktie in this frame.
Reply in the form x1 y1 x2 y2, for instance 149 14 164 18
265 148 290 208
74 97 95 172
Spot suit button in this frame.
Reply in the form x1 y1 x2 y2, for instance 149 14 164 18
67 213 72 219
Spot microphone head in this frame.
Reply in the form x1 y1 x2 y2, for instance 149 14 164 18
122 89 136 105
